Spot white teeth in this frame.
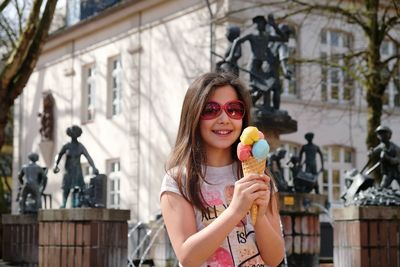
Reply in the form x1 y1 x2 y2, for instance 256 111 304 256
214 130 231 135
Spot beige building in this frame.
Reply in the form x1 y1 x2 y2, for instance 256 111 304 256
12 0 400 225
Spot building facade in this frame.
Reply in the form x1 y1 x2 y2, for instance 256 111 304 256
12 0 400 223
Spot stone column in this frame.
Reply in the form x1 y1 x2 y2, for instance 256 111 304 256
2 214 38 265
333 206 400 267
279 192 328 266
38 208 130 267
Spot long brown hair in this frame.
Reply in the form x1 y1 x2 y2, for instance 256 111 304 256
166 72 279 214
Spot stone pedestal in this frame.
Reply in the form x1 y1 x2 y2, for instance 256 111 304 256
279 192 328 267
252 108 297 150
2 214 38 265
333 206 400 267
38 208 130 267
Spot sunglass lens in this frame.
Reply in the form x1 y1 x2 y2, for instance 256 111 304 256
226 102 244 119
201 102 221 119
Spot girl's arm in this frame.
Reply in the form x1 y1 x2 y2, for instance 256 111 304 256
254 191 285 266
160 174 268 267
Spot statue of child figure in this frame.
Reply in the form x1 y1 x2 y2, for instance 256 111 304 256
17 153 47 213
53 125 98 208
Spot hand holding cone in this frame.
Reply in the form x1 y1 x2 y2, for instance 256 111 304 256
237 127 270 225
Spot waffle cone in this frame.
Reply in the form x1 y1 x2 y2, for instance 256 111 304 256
241 157 266 225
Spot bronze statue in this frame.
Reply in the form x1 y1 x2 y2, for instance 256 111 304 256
268 147 289 191
216 26 241 76
368 126 400 189
53 125 98 208
226 15 288 110
264 24 294 110
17 153 47 213
299 132 324 193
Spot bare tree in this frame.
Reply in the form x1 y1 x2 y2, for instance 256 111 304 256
0 0 58 151
289 0 399 148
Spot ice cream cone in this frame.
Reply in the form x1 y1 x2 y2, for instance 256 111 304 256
241 156 266 225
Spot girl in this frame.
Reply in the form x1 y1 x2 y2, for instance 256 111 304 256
160 72 285 267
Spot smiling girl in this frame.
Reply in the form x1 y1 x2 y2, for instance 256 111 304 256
160 72 285 267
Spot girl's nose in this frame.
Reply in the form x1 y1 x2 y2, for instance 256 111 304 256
217 110 230 123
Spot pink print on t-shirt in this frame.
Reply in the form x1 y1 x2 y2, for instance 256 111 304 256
206 247 234 267
203 190 224 206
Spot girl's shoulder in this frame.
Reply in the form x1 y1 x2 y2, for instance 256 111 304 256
160 167 187 200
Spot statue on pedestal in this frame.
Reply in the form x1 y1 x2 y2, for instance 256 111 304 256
53 125 98 208
368 126 400 188
226 14 289 111
17 153 47 214
342 126 400 206
299 132 324 194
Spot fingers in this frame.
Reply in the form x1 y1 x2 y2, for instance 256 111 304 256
239 173 271 183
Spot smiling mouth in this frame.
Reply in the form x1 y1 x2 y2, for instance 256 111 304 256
212 130 232 135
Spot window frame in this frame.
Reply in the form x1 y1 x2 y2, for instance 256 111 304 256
82 63 96 123
107 159 121 209
107 55 123 118
320 29 354 104
321 145 355 205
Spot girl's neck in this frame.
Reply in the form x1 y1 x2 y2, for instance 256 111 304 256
205 148 234 167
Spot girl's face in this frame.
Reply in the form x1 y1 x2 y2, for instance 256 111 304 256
200 85 243 159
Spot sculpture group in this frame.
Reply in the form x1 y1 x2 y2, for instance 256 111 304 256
342 126 400 206
17 125 103 214
268 133 324 194
217 14 294 113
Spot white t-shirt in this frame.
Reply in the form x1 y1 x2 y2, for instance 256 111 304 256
160 163 267 267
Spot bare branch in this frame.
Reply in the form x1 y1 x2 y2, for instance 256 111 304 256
0 0 11 13
381 53 400 66
381 15 400 37
385 57 400 83
0 17 17 48
6 0 58 101
386 32 400 46
393 0 399 17
290 0 370 33
0 0 42 92
14 0 24 34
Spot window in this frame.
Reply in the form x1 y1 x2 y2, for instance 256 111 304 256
320 30 354 103
108 56 123 117
107 160 121 209
380 40 400 109
322 146 355 204
82 64 96 122
81 163 94 184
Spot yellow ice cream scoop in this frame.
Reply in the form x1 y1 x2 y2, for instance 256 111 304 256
240 126 260 145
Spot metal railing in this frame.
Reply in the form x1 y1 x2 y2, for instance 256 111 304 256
127 216 178 267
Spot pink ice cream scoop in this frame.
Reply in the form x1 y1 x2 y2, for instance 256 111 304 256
237 143 252 161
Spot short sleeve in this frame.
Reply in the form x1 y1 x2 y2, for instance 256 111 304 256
159 173 182 201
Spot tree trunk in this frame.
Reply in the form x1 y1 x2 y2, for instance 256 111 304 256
0 0 57 152
0 102 11 151
365 0 382 149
